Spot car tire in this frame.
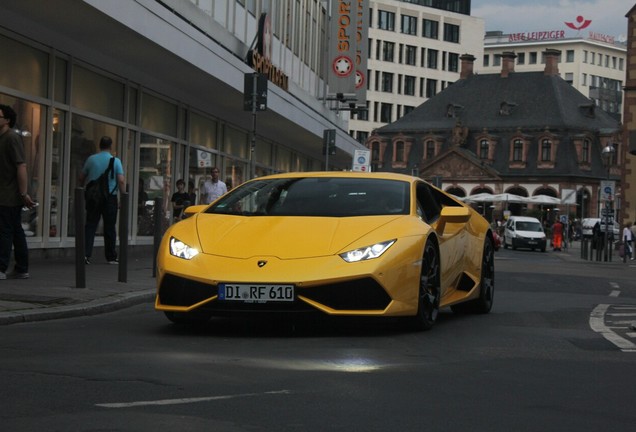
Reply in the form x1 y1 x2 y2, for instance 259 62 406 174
512 238 517 250
408 239 440 331
452 236 495 314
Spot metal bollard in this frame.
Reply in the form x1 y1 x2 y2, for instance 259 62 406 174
152 197 163 278
118 190 129 282
74 188 86 288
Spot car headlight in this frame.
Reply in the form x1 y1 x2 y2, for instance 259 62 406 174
339 240 396 263
169 237 199 260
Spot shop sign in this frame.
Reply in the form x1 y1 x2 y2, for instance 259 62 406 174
247 14 289 92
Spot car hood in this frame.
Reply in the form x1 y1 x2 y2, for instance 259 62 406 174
513 230 546 238
195 213 402 259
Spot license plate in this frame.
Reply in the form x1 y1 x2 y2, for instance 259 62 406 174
528 241 537 245
218 284 294 303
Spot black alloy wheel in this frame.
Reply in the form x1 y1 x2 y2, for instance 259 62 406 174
452 236 495 314
409 239 441 331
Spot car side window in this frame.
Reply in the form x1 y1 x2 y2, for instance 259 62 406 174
416 183 441 223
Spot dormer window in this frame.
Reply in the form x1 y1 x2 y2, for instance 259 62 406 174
541 139 552 161
425 140 435 159
499 101 517 116
479 139 489 159
395 141 405 162
582 139 590 163
579 103 596 118
512 139 523 161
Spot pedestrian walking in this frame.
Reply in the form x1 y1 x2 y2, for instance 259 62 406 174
623 222 634 261
79 136 126 265
0 104 35 280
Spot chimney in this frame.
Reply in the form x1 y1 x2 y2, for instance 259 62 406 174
544 49 561 76
459 54 476 79
500 51 517 78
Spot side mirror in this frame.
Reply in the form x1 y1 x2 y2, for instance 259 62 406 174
436 206 471 235
182 204 208 219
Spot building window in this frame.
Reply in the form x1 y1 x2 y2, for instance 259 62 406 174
479 139 489 159
356 131 368 144
382 41 395 62
620 58 624 70
483 54 489 66
582 73 587 86
395 141 405 162
403 105 414 115
427 49 438 69
425 79 437 98
493 55 501 67
425 140 435 159
565 73 573 84
566 50 574 62
378 10 395 31
370 141 380 160
422 19 438 39
513 139 523 161
529 52 537 64
405 45 417 65
381 72 393 92
443 23 460 43
517 53 525 64
404 75 416 95
448 53 459 72
380 103 392 122
401 15 417 35
583 50 588 63
582 139 590 163
541 139 552 161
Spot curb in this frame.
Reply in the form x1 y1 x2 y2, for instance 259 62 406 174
0 290 155 326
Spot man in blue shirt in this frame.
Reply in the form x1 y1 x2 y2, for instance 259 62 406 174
79 136 125 264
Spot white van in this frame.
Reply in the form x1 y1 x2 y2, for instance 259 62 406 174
503 216 547 252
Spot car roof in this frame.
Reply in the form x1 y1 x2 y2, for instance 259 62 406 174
254 171 418 183
508 216 541 222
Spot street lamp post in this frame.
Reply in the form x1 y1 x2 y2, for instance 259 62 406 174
601 145 615 262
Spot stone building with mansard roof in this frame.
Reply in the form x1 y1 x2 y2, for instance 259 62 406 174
366 50 623 222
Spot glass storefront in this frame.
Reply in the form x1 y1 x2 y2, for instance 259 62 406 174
0 29 325 250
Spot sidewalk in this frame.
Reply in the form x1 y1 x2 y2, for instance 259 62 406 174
0 246 156 325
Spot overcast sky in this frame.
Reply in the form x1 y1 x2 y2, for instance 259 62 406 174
471 0 631 40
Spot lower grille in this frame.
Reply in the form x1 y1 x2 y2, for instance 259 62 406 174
158 274 217 307
301 277 391 310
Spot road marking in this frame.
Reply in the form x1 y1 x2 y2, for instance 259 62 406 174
609 290 620 297
590 304 636 352
96 390 291 409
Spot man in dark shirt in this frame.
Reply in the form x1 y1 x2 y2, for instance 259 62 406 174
0 104 35 280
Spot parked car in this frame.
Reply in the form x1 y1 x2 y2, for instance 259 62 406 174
503 216 547 252
581 217 618 239
155 171 496 331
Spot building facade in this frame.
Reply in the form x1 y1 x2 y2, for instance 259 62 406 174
0 0 366 251
483 31 627 121
347 0 484 144
366 52 622 223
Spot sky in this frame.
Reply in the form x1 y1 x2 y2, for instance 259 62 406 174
471 0 632 41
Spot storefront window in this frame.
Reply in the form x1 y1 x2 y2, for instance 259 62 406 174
67 116 120 236
224 158 246 190
188 147 217 205
49 109 65 240
0 34 48 98
71 65 125 121
141 92 177 137
224 125 248 158
190 112 217 149
138 134 175 235
54 58 67 104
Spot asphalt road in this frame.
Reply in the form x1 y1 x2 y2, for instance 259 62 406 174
1 248 635 431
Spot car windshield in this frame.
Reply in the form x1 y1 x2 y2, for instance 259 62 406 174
516 221 543 232
206 177 410 217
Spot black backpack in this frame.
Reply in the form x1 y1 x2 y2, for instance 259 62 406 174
85 157 116 208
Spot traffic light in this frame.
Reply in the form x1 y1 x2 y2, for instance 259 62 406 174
323 129 336 156
243 73 268 111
